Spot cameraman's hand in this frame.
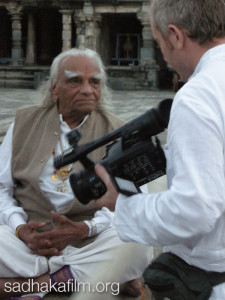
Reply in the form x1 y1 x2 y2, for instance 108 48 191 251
17 221 61 256
33 211 89 252
95 164 118 211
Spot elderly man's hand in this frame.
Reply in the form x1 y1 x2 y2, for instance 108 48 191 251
94 164 118 211
29 211 89 254
17 221 62 256
17 213 89 256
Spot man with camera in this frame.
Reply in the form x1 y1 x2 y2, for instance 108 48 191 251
95 0 225 299
0 48 152 299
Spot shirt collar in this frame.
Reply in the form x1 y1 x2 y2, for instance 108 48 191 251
59 114 89 131
189 44 225 81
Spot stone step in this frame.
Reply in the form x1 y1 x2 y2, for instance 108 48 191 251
108 77 152 90
0 66 50 89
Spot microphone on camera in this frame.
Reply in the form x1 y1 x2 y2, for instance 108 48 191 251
121 98 172 137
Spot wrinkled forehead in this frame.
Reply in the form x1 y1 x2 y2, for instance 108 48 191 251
59 55 101 77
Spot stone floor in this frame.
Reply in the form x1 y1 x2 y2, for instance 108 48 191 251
0 87 175 300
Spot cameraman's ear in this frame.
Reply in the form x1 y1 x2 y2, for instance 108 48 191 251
168 24 185 50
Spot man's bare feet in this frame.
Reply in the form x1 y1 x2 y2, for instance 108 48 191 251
120 278 142 297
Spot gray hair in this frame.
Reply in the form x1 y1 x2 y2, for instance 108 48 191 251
150 0 225 44
38 48 112 112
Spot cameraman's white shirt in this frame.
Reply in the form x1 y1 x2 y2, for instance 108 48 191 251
115 44 225 279
0 115 114 234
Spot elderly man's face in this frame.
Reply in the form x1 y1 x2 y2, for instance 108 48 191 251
52 55 101 121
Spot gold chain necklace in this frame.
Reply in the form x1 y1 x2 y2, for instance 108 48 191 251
51 136 73 193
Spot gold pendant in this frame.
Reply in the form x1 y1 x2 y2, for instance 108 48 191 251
56 166 72 180
51 174 58 181
55 182 68 193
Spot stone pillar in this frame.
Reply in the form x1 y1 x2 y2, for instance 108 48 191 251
141 20 155 64
7 2 23 65
137 2 158 88
59 9 73 52
26 12 36 65
92 15 102 53
74 11 86 49
137 3 155 65
74 2 102 51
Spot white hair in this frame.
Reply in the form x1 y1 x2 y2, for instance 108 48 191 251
38 48 112 112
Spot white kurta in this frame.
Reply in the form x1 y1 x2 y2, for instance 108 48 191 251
115 44 225 299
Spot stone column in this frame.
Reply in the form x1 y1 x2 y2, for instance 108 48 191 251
74 10 86 49
141 20 155 64
74 2 102 51
59 9 73 52
137 2 158 88
137 4 155 65
7 2 23 65
92 15 102 53
26 12 36 65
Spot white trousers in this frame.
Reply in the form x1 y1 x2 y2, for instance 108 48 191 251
1 224 224 299
0 225 152 285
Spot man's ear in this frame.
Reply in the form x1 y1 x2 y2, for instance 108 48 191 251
168 24 185 50
51 83 58 102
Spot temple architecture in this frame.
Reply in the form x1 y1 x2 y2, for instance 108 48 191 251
0 0 172 89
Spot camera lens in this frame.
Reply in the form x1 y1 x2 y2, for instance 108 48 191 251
69 169 107 204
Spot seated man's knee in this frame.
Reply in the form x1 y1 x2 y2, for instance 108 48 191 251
124 242 153 265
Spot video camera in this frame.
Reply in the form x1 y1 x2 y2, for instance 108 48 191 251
54 98 172 204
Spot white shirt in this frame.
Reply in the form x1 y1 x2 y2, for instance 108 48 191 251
115 44 225 273
0 114 114 235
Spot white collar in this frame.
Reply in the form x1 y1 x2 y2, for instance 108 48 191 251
59 114 89 131
189 44 225 81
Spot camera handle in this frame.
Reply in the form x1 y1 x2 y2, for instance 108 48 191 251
79 156 95 169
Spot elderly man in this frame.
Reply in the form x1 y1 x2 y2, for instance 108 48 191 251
0 48 152 299
95 0 225 299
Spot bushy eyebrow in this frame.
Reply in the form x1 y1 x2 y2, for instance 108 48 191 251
64 70 81 78
64 70 102 80
92 73 102 80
